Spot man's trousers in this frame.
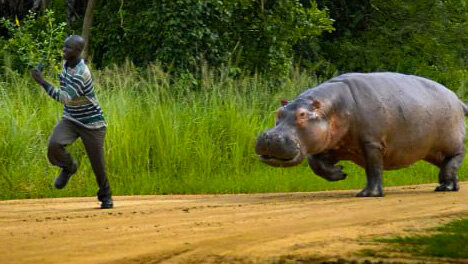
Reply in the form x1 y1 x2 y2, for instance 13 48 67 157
48 119 111 200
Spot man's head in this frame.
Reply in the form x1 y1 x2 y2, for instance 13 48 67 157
63 35 85 61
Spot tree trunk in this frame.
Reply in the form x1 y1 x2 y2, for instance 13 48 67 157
82 0 96 61
33 0 47 10
67 0 75 27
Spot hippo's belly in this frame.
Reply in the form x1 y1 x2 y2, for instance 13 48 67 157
335 122 462 170
382 149 429 170
335 147 429 170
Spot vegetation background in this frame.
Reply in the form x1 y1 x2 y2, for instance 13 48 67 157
0 0 467 199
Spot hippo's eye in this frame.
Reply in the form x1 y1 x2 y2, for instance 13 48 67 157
296 109 310 121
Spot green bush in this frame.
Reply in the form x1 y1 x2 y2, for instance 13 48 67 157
0 10 67 76
91 0 334 78
1 1 466 89
317 0 468 89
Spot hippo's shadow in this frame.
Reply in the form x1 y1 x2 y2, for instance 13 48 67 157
256 186 438 202
256 191 356 201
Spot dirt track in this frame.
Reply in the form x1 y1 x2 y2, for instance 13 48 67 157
1 183 467 264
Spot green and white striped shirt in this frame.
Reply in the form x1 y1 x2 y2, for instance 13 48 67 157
42 59 106 129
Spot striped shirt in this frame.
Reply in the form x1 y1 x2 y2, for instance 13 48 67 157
42 59 106 129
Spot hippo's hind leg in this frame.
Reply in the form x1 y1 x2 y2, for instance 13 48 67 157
357 143 384 197
307 152 347 181
435 151 464 192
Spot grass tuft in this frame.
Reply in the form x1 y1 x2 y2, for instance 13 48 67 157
376 219 468 259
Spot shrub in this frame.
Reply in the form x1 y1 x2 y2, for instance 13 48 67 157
0 10 67 76
91 0 334 78
317 0 468 89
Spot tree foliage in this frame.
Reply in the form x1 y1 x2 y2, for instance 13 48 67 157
0 0 466 88
1 10 67 75
91 0 334 77
317 0 468 88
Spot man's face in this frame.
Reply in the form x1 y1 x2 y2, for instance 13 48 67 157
63 38 82 61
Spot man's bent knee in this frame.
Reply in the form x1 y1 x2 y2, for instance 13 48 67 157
47 141 64 165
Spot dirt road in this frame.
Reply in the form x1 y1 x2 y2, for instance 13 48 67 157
1 183 467 264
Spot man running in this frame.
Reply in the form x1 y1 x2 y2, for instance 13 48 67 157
31 35 113 209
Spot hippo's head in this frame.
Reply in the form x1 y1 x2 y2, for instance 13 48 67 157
255 98 336 167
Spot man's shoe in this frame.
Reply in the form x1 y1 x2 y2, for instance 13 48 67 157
54 163 77 189
100 197 113 209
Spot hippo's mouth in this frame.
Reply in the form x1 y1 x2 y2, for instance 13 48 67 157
259 151 305 167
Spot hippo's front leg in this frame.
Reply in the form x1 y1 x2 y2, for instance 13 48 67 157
308 153 347 181
357 143 384 197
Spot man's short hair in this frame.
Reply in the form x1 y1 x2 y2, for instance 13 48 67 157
66 35 85 52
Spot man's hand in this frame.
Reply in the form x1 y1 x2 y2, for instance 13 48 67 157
31 69 46 85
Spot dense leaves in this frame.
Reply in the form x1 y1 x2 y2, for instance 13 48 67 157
1 10 67 75
0 0 466 88
91 0 333 77
317 0 468 88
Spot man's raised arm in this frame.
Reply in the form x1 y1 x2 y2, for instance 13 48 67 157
31 68 75 104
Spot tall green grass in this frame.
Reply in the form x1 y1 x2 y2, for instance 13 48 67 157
0 64 466 199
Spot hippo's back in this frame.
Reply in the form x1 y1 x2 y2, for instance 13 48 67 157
329 72 457 104
326 72 465 169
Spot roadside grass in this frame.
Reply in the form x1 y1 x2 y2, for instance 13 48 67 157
372 218 468 259
0 63 467 199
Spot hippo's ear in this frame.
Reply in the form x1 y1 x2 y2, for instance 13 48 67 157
310 99 328 119
281 99 288 106
312 99 321 110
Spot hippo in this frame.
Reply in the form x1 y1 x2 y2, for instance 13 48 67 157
255 72 466 197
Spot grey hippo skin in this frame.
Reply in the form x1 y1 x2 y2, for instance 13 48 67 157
255 72 467 197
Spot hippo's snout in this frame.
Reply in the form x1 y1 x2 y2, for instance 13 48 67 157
256 132 298 159
255 131 305 167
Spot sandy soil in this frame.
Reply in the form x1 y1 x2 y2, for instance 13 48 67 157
1 183 467 264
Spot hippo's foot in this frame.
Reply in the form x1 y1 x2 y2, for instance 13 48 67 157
324 165 347 181
313 164 347 182
308 155 347 181
435 182 459 192
356 188 384 197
